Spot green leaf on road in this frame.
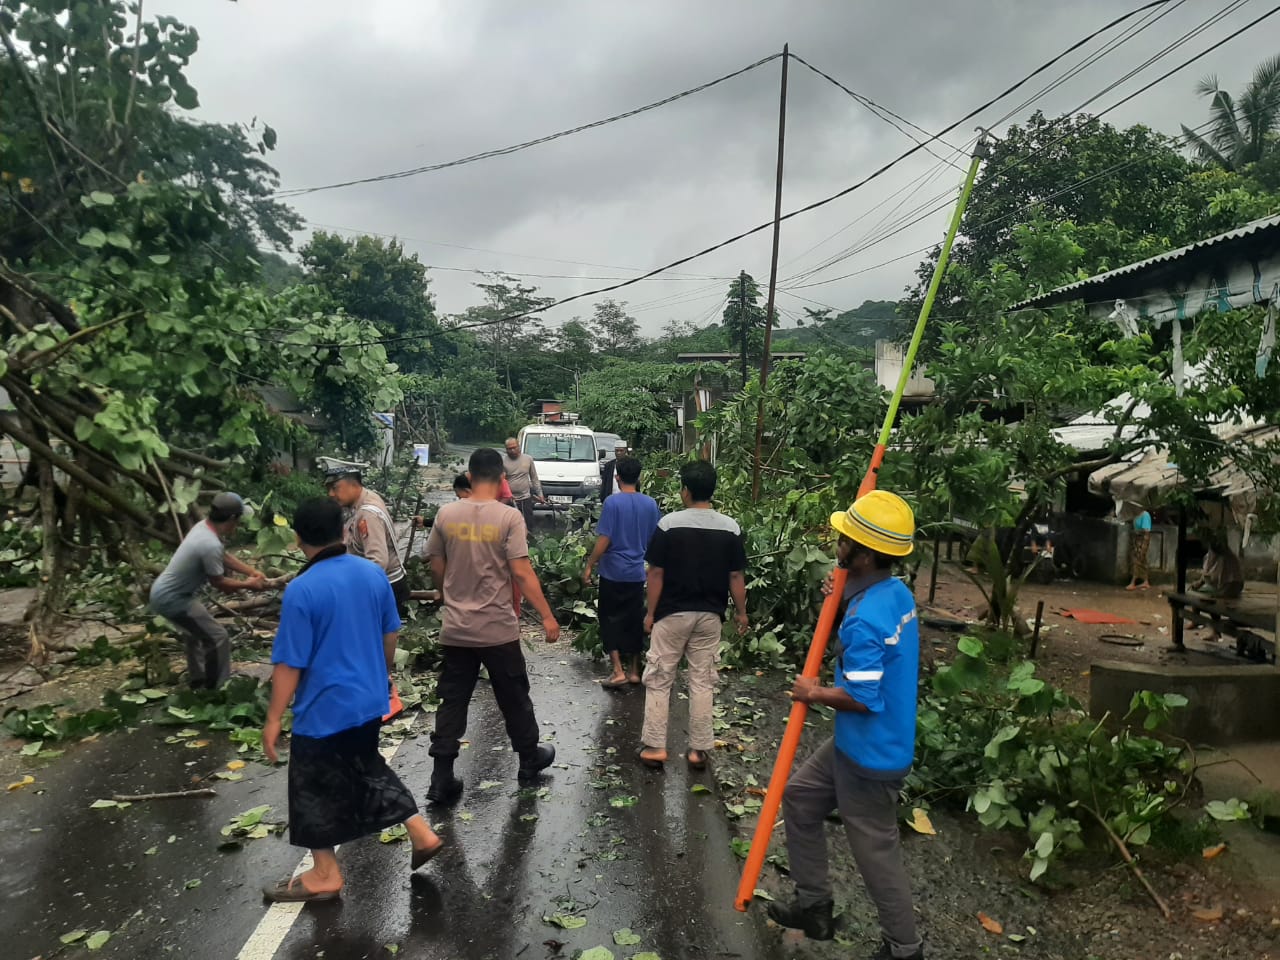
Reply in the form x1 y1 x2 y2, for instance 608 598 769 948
609 795 639 809
578 948 614 960
478 780 502 790
59 930 87 944
690 784 711 794
85 931 111 950
185 879 201 889
613 928 642 945
630 954 662 960
458 811 474 822
20 741 42 756
144 846 158 856
89 799 119 809
543 913 587 930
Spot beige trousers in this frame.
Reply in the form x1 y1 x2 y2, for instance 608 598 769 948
641 611 722 752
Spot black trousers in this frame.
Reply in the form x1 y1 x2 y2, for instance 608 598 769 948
429 641 541 763
391 576 410 618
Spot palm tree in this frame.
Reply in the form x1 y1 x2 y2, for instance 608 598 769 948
1181 54 1280 170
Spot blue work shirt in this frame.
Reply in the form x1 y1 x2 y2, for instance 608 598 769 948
271 553 401 738
834 572 920 780
597 492 661 583
1134 511 1152 532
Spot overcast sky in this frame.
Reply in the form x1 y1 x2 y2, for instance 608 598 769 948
156 0 1276 335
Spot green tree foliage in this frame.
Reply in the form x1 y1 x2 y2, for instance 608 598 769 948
1181 55 1280 171
460 274 554 393
0 0 298 271
721 272 765 373
788 298 902 351
589 299 640 355
299 230 441 373
0 0 398 646
913 112 1279 315
577 361 693 451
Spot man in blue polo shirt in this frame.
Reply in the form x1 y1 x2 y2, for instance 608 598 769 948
768 490 924 960
260 498 442 902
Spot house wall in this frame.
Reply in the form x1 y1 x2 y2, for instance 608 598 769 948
1057 513 1279 585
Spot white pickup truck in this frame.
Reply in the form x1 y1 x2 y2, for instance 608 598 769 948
518 423 602 506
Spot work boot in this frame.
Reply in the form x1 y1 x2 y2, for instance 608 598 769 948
425 763 463 807
866 942 924 960
766 899 835 940
517 744 556 783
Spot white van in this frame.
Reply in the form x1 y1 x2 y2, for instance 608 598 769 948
518 423 602 505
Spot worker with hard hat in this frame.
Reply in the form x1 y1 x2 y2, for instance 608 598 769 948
768 490 924 960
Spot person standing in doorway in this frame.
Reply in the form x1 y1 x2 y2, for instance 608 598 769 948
149 492 272 690
261 498 442 902
326 468 409 615
767 490 923 960
638 460 747 771
583 456 660 689
423 448 560 804
503 437 545 527
599 440 630 506
1126 507 1152 591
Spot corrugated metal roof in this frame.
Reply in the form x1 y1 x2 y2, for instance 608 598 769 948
1015 214 1280 309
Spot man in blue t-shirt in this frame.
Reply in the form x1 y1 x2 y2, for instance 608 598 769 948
768 490 924 960
583 456 661 688
260 498 443 903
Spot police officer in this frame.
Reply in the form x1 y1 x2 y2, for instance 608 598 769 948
768 490 924 960
325 467 409 615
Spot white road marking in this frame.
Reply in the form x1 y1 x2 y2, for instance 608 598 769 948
234 725 415 960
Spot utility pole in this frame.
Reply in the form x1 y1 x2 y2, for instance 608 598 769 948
750 44 789 503
737 271 749 384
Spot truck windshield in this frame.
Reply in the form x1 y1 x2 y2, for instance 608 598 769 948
523 434 597 462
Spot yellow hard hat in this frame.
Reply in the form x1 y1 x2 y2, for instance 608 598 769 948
830 490 915 557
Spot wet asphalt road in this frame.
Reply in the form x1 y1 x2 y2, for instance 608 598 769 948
4 647 785 960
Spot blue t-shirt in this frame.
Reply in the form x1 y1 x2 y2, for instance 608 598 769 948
597 492 661 583
1134 511 1152 532
271 553 401 738
834 575 919 780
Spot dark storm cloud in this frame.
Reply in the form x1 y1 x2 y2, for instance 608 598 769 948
159 0 1277 332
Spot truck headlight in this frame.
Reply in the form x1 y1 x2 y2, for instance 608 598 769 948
583 476 601 487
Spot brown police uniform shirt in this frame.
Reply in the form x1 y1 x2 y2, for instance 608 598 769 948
424 499 528 646
344 488 404 583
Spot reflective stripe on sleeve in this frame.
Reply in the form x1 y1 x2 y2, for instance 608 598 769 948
843 670 884 682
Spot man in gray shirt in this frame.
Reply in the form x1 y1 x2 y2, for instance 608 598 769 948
149 493 272 689
503 438 545 526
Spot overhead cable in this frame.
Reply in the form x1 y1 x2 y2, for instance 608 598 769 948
274 53 784 198
253 1 1185 349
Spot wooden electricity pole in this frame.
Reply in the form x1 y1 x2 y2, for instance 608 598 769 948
750 45 789 503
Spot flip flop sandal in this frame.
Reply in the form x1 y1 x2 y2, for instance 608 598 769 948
411 839 445 871
601 677 628 690
638 748 667 769
686 750 708 771
262 877 340 903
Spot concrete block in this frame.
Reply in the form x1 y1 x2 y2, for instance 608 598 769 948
1089 659 1280 745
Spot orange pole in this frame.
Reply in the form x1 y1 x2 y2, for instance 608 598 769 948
733 564 848 911
734 135 988 913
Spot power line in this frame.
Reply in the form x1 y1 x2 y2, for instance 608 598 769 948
778 2 1272 292
274 53 784 198
787 53 967 168
305 221 729 279
252 2 1188 350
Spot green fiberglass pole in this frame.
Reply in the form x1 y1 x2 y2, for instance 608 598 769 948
858 132 990 498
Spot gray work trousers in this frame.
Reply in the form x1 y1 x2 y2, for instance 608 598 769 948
167 601 230 689
783 738 921 957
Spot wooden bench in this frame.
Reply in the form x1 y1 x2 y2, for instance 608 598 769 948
1167 591 1275 663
